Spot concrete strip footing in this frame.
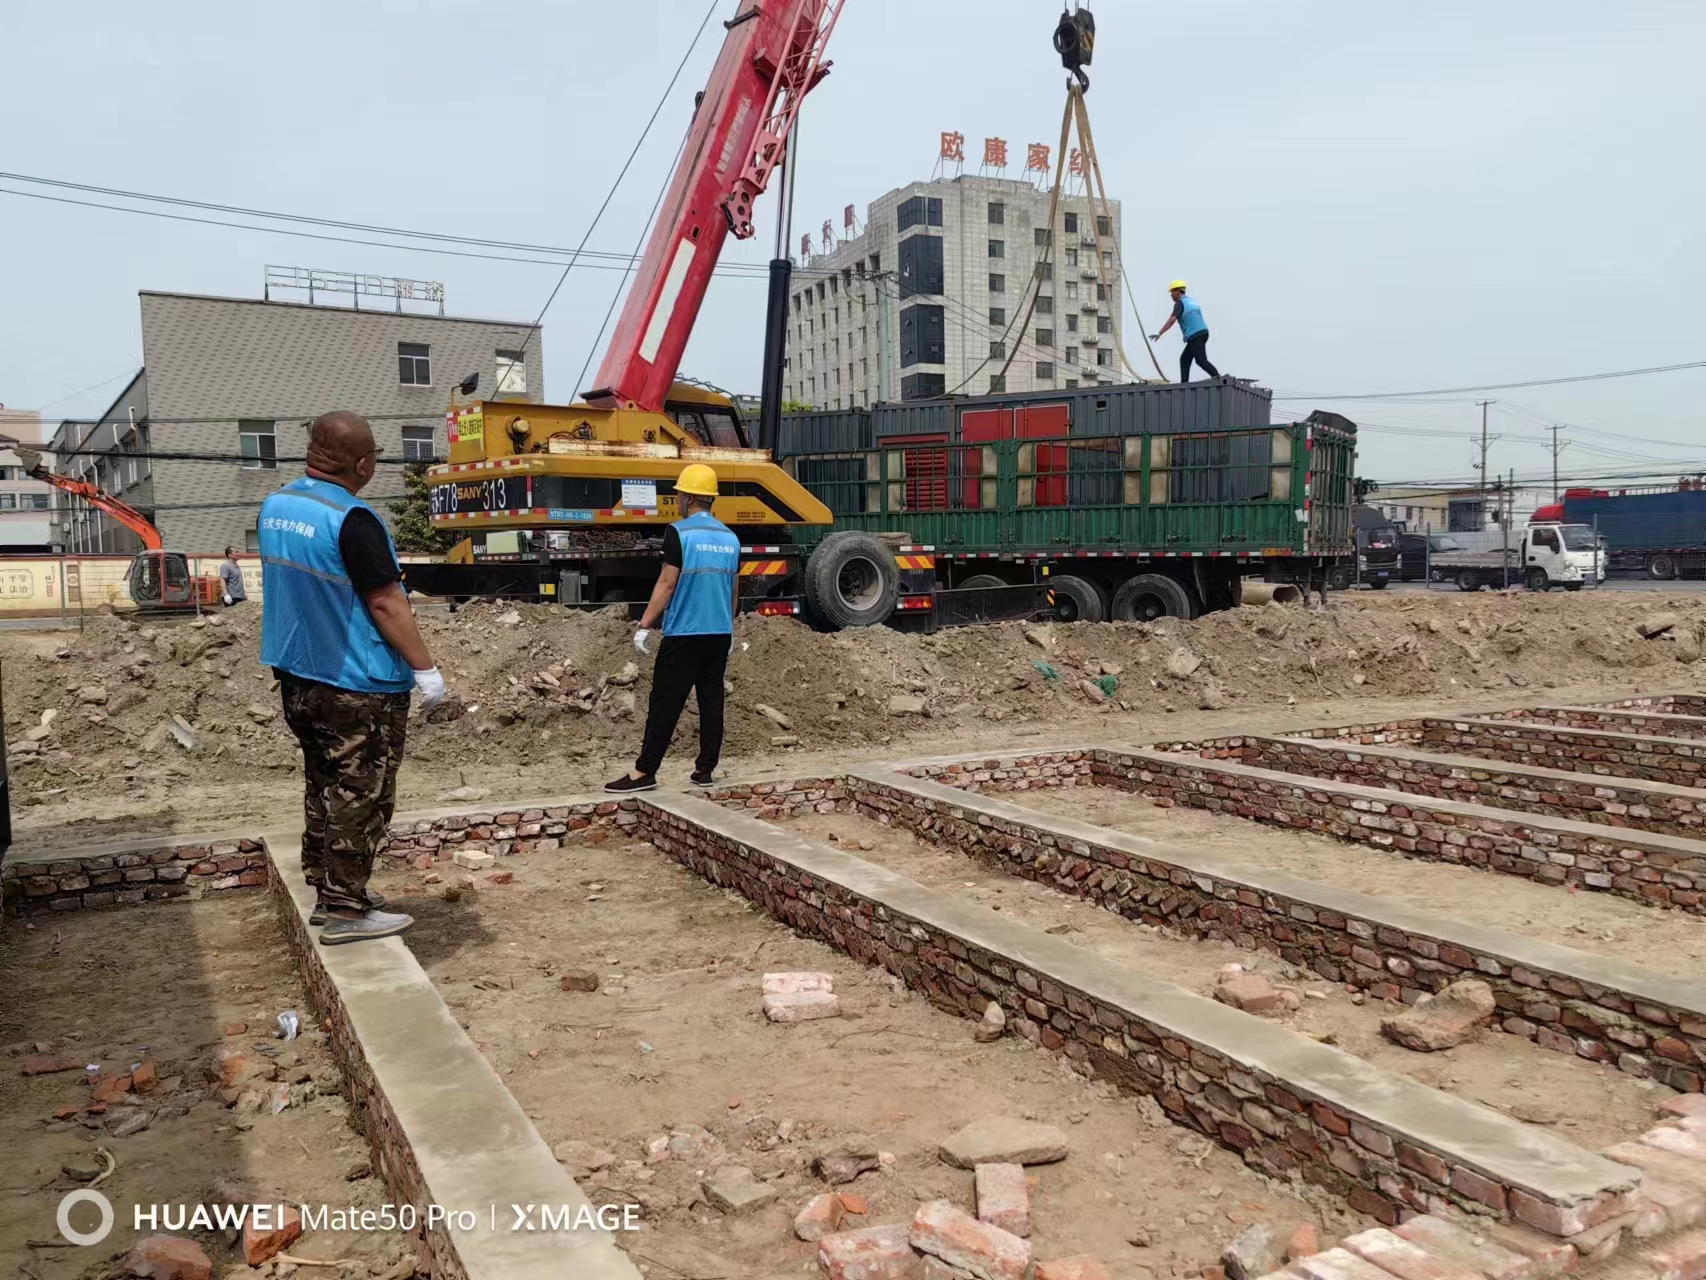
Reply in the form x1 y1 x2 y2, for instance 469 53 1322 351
1416 719 1706 788
1493 706 1706 741
264 826 642 1280
634 790 1640 1232
848 761 1706 1094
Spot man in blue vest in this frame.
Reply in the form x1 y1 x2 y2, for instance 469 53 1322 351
606 463 741 793
1151 280 1222 384
259 411 448 945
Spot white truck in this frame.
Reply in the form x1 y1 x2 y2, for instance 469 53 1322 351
1432 522 1607 592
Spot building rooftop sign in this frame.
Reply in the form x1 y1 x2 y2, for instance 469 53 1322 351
263 265 446 315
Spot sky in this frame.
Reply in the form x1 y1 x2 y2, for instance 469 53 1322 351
3 0 1703 497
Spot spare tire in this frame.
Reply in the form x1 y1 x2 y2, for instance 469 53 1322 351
1048 575 1104 623
1111 573 1193 622
804 532 900 630
958 573 1009 590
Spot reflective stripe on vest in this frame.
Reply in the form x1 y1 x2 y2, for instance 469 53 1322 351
257 477 414 693
663 511 741 636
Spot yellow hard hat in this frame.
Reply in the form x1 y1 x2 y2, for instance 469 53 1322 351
675 463 720 498
1169 279 1188 292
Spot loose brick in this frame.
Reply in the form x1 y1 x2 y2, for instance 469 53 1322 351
1662 1097 1706 1122
1296 1247 1406 1280
452 849 494 870
1341 1228 1482 1280
1286 1225 1321 1265
818 1223 923 1280
1393 1215 1535 1280
121 1236 212 1280
911 1200 1030 1280
1634 1177 1706 1234
794 1193 845 1242
242 1206 302 1266
974 1164 1031 1238
1033 1257 1113 1280
1563 1212 1636 1263
763 991 841 1023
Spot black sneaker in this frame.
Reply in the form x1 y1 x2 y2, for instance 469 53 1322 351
604 773 657 794
310 891 386 927
690 770 717 787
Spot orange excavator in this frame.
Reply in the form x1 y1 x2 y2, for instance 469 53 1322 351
14 446 220 611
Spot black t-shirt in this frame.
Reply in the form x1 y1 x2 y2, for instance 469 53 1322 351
663 524 683 568
340 508 401 594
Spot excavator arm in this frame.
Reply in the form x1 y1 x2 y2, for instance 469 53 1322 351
585 0 844 413
16 447 163 551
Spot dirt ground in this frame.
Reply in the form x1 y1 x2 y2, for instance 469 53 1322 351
780 809 1669 1154
1010 786 1706 974
0 892 409 1279
381 838 1366 1280
7 590 1706 849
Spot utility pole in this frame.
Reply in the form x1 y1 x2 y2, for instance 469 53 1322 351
1548 424 1564 502
1475 400 1495 528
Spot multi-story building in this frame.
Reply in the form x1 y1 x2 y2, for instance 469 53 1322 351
51 283 543 554
782 175 1125 409
0 408 56 552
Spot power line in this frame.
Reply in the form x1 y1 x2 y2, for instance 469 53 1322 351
1273 360 1706 401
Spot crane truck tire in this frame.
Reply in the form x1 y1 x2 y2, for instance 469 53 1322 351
1111 573 1193 622
1047 575 1104 623
1456 569 1482 592
958 574 1009 591
804 532 900 630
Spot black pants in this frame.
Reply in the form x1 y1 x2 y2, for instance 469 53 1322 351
636 634 731 776
1180 330 1220 382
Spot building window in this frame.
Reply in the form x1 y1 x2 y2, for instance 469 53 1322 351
1064 346 1078 366
900 304 945 368
239 420 277 470
1036 296 1054 315
988 239 1005 259
990 339 1006 359
1096 282 1109 301
1064 213 1078 233
1096 349 1112 367
1065 281 1078 300
899 234 944 298
1034 227 1051 248
0 467 13 480
1102 250 1114 269
1096 215 1112 237
989 306 1006 325
989 274 1006 293
0 494 14 510
1035 362 1055 380
1065 379 1079 389
900 372 945 400
988 375 1006 393
1035 328 1054 347
988 202 1005 224
25 492 49 510
1066 314 1079 332
494 349 528 395
869 252 881 273
1097 315 1112 334
1066 248 1078 267
402 425 437 461
398 342 431 386
897 196 943 232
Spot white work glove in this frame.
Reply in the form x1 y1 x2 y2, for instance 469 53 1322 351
221 592 233 606
413 666 447 713
633 628 652 656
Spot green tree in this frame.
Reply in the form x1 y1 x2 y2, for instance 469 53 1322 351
390 462 454 554
781 399 813 413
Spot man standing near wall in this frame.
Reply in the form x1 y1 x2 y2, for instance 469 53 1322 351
220 547 247 606
258 411 448 945
606 464 740 793
1151 280 1222 384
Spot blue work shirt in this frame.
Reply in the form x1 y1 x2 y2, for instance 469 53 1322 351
662 510 741 636
1174 294 1208 338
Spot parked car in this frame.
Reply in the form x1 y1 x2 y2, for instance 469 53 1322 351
1399 532 1464 582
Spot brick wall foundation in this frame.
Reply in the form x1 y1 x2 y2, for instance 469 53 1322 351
1480 705 1706 740
1417 718 1706 788
3 839 267 917
847 761 1706 1095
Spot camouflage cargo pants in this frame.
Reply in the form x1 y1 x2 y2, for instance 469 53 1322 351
279 672 410 913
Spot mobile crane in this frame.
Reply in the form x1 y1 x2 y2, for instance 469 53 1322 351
409 0 854 616
13 445 221 611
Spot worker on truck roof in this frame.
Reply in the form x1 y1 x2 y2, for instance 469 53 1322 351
1150 280 1221 384
258 411 449 946
606 464 741 794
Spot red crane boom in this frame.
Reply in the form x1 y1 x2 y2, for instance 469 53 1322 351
585 0 844 413
17 449 163 550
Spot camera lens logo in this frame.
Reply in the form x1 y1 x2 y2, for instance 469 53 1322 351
57 1188 115 1246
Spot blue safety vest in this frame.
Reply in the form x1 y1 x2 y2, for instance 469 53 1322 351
663 510 741 636
1178 294 1207 338
257 477 414 693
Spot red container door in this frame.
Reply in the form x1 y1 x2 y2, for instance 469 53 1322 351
1018 404 1070 507
958 409 1013 508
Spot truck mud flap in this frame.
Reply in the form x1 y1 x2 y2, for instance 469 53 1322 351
929 584 1052 631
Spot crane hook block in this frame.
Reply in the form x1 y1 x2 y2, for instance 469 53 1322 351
1054 7 1095 91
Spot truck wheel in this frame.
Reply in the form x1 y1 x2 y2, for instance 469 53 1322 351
959 574 1009 590
804 533 900 630
1648 554 1678 581
1456 569 1482 592
1525 567 1550 592
1325 565 1353 591
1428 567 1446 583
1112 573 1193 622
1048 575 1105 623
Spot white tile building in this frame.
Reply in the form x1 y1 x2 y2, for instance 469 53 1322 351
0 409 56 552
783 174 1125 408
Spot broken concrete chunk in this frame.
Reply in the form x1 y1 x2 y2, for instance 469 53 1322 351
814 1136 881 1185
887 694 928 716
974 1163 1031 1238
1213 965 1287 1016
764 990 841 1023
552 1139 615 1179
452 849 495 870
974 1002 1006 1043
665 1124 722 1161
1638 612 1680 638
762 971 834 996
911 1199 1030 1280
1380 979 1496 1052
755 703 795 730
1165 649 1202 678
1223 1223 1282 1280
939 1117 1068 1169
818 1223 918 1280
702 1165 776 1215
558 970 600 993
